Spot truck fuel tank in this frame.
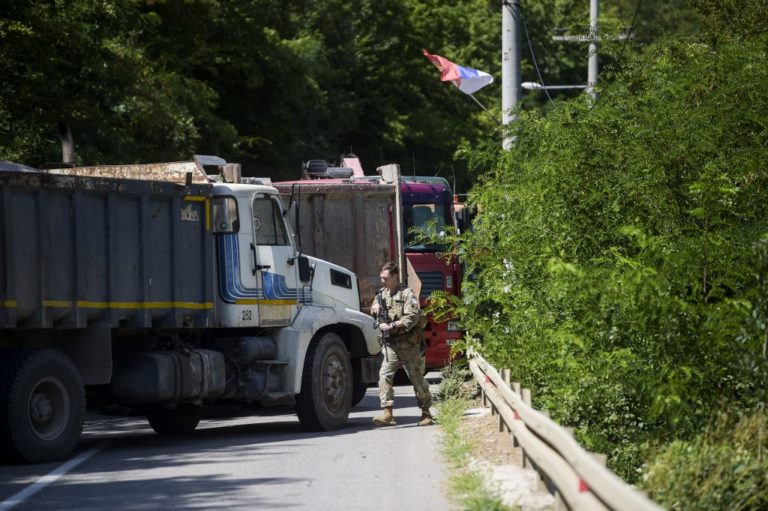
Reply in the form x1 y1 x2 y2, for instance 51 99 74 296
109 349 225 405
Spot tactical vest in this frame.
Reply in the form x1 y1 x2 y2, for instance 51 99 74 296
381 286 424 345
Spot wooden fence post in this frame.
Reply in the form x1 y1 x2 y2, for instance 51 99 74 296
512 382 522 447
500 369 511 433
521 388 532 469
522 387 532 407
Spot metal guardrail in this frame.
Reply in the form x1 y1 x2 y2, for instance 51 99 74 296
468 349 663 511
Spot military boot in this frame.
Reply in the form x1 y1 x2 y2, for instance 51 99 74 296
372 406 397 427
418 409 434 426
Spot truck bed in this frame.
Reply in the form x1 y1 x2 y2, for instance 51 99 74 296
273 181 396 312
0 171 214 330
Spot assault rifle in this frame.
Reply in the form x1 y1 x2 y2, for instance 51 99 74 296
375 291 391 361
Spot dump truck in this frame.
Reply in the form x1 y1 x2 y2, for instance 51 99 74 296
273 157 462 372
0 155 380 463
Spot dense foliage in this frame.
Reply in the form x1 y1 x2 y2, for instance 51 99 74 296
642 407 768 510
0 0 499 187
1 0 693 190
441 14 768 493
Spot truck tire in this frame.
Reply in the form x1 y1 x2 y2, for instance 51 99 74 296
147 404 203 435
0 349 85 463
351 379 368 407
350 358 370 407
296 333 352 431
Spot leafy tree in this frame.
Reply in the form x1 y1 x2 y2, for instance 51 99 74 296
0 0 234 166
0 0 703 190
443 30 768 481
689 0 768 42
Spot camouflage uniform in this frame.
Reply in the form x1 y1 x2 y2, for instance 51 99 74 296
374 284 432 410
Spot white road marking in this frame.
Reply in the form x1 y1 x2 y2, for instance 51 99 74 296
0 441 110 511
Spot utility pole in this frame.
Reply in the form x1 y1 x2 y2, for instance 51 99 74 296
551 0 603 101
524 2 632 100
587 0 599 100
502 0 521 149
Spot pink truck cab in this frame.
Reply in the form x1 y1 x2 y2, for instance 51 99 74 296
273 157 462 371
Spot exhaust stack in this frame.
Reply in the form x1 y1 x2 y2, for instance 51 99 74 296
57 122 75 166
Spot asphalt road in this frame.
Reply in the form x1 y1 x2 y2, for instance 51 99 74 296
0 375 452 511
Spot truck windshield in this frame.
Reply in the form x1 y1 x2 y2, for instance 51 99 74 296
252 196 290 246
403 202 451 252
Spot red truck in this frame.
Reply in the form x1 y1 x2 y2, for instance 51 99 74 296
273 156 462 372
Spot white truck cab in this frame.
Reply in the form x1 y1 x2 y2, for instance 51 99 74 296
209 179 380 404
210 182 365 327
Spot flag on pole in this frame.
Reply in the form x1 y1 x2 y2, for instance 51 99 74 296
422 49 493 95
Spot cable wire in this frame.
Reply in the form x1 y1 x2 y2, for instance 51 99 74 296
507 1 642 107
622 0 642 56
522 9 555 106
509 4 555 106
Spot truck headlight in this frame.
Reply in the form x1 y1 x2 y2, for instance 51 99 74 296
447 320 461 331
445 275 453 289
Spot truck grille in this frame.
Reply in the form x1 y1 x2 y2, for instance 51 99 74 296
417 272 443 300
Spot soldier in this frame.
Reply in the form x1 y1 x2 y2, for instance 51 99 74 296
370 261 434 427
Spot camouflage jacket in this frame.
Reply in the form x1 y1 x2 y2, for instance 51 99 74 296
372 284 423 345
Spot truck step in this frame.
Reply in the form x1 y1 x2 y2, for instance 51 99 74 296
263 392 295 403
249 360 288 367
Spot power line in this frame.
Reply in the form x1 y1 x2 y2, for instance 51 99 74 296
518 7 555 106
622 0 643 56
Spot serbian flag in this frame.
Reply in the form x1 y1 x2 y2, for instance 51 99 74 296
423 49 493 95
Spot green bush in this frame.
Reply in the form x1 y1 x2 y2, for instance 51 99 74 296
642 407 768 511
437 361 476 402
441 32 768 485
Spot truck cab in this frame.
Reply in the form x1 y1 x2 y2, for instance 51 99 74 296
210 182 361 327
208 176 380 412
400 177 463 368
273 157 463 373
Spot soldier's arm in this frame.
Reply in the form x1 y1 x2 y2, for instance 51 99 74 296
370 290 383 317
394 289 420 331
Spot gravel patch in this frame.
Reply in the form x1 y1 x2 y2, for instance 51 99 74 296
463 405 556 510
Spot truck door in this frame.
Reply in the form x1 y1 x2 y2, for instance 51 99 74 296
250 194 300 326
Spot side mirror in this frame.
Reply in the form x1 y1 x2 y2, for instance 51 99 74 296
298 256 311 282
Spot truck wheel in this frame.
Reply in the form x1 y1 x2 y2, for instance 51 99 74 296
350 359 369 407
351 379 368 407
147 404 203 435
0 349 85 463
296 333 352 431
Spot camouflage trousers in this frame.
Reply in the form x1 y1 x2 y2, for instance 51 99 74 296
378 341 432 410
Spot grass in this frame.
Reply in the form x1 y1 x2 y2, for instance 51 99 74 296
436 365 512 511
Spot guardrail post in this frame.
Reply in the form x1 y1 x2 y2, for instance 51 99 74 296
512 382 522 447
500 369 511 433
490 370 498 417
522 387 532 407
532 409 553 491
521 388 532 468
550 425 575 505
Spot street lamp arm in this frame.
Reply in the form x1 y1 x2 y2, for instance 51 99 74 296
521 82 588 91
